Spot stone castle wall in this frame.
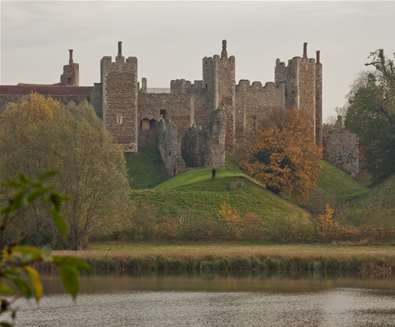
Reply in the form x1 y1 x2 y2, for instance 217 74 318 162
323 119 360 177
138 93 193 140
169 79 209 127
235 80 285 139
0 40 324 175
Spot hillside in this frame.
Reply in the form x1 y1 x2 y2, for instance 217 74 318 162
125 145 169 188
131 168 313 240
339 174 395 228
299 161 369 213
155 168 263 191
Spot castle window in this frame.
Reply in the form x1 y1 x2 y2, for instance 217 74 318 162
116 113 124 125
141 118 150 131
149 119 157 129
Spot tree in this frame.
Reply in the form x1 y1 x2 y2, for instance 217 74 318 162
345 50 395 181
239 109 321 200
0 172 89 326
0 94 131 249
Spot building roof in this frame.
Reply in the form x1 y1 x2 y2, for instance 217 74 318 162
0 85 93 96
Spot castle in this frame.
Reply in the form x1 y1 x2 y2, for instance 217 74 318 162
0 40 323 176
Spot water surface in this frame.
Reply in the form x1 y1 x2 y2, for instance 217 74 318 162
13 275 395 327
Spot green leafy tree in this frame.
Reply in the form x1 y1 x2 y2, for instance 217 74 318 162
0 173 89 326
345 50 395 181
0 94 131 249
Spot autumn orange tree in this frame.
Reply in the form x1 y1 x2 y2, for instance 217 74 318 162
240 109 321 200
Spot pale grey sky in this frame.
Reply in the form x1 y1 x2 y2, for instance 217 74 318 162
1 1 395 120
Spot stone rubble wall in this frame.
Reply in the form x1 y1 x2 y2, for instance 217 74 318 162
323 124 360 177
158 119 185 176
181 108 226 169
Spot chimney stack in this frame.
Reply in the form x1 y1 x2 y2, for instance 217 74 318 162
221 40 228 59
303 42 308 58
68 49 74 64
117 41 123 57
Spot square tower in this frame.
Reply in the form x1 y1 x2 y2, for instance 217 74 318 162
203 40 236 150
101 41 138 152
275 42 323 145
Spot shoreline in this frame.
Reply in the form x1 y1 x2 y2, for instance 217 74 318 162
45 243 395 277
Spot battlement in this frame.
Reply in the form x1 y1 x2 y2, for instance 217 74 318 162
100 42 137 84
236 80 282 92
170 79 207 94
202 40 235 68
100 56 137 79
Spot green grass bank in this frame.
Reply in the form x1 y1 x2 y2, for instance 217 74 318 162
298 161 369 213
125 145 169 188
130 168 313 241
340 174 395 228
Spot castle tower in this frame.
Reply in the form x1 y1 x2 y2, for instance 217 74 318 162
60 49 79 86
202 40 236 150
203 40 236 149
101 41 139 152
275 42 322 144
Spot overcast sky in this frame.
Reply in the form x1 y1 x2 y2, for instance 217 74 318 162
1 1 395 120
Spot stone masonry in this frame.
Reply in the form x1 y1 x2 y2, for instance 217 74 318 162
0 40 323 174
100 42 138 152
323 116 360 177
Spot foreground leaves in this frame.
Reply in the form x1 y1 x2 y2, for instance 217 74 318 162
0 173 89 326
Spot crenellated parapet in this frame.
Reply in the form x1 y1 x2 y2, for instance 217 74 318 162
236 80 284 93
235 79 286 140
170 79 207 94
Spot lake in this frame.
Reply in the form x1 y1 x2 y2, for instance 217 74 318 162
12 275 395 327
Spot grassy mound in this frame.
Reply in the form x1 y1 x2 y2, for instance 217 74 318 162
155 167 262 191
300 161 369 213
131 168 313 241
339 174 395 228
125 145 169 188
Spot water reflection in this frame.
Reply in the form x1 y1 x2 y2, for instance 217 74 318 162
14 275 395 327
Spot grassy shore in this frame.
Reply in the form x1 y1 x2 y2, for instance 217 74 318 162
52 242 395 277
